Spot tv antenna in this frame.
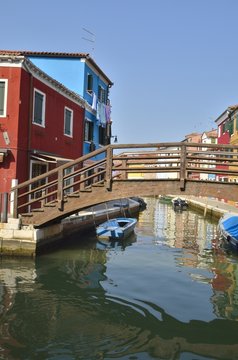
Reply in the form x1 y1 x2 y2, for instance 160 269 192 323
82 27 96 55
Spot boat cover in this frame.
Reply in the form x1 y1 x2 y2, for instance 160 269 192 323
222 216 238 240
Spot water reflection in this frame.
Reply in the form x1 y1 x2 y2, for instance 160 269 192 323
96 232 137 251
1 198 238 359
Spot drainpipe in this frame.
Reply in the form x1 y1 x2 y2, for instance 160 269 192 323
24 60 34 178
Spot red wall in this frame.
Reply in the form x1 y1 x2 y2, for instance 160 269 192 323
217 124 230 175
217 124 230 145
0 67 22 193
0 66 84 195
30 77 84 158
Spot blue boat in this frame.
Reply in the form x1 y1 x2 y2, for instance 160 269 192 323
218 214 238 250
96 217 137 240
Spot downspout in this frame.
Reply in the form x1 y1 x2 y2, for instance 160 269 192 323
24 60 34 179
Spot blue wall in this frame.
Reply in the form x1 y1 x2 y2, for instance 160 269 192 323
28 56 110 160
28 57 85 96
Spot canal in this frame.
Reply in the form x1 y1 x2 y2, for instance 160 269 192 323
1 197 238 360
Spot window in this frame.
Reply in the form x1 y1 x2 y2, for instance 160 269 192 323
98 85 107 104
84 119 94 141
64 107 73 137
87 74 93 94
64 166 74 194
222 123 226 134
0 79 7 117
99 125 107 145
224 119 234 135
33 89 45 126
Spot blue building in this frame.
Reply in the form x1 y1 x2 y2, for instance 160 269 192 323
25 51 113 158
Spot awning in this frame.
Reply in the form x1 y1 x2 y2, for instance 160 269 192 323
31 152 73 164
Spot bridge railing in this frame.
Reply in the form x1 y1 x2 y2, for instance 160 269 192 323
111 142 238 188
11 146 109 218
11 142 238 218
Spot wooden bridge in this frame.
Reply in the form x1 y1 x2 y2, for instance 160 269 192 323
11 142 238 227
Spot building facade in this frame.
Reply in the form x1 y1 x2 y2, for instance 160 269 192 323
0 50 113 212
200 129 217 181
24 51 113 158
215 105 238 182
0 52 86 202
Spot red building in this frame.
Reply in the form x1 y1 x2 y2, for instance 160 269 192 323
0 54 85 203
215 105 238 181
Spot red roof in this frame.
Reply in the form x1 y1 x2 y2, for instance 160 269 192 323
0 50 113 85
0 50 89 57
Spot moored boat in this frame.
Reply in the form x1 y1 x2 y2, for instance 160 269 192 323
218 214 238 251
158 195 173 204
172 197 188 211
96 217 137 240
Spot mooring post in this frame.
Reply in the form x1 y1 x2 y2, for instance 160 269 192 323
2 192 8 223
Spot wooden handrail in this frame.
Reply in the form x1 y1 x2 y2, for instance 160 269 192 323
11 142 238 220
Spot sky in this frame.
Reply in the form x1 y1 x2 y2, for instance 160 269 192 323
2 0 238 144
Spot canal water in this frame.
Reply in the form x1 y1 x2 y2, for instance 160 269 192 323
1 197 238 360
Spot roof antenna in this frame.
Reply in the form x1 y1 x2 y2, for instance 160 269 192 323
82 27 96 56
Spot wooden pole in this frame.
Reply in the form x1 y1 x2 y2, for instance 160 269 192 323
105 146 113 190
180 144 187 190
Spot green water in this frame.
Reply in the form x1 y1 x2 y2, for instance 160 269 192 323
1 197 238 360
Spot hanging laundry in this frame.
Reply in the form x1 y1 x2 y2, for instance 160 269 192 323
96 102 100 120
105 105 111 123
92 92 97 110
96 102 107 127
100 103 107 127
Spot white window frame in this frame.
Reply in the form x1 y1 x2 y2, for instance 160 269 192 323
0 79 8 118
32 88 46 127
64 106 73 137
98 85 106 104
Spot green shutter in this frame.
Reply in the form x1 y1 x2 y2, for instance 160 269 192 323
64 109 72 135
34 91 44 124
0 81 5 115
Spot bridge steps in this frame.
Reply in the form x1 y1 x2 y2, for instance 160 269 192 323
19 184 102 226
43 202 58 207
67 192 80 198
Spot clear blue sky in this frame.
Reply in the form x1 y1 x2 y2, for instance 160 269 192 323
2 0 238 143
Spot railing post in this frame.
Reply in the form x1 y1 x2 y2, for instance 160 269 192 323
180 144 187 190
80 171 86 190
105 146 113 190
57 167 64 211
121 159 127 180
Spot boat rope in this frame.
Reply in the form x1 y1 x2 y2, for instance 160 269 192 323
92 206 97 229
121 198 127 218
105 202 110 221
